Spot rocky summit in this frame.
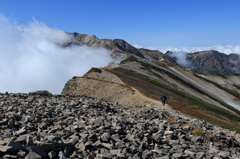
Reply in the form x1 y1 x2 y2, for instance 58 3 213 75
0 91 240 159
69 33 240 75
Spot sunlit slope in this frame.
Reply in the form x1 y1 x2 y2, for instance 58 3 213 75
111 56 240 131
62 55 240 132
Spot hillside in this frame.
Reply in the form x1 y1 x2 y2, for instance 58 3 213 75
62 55 240 132
62 68 160 107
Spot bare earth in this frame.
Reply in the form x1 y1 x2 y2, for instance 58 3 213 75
62 69 164 107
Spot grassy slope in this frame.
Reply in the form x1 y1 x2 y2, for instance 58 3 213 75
193 74 240 99
107 56 240 132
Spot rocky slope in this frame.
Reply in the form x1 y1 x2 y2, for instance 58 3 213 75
0 91 240 159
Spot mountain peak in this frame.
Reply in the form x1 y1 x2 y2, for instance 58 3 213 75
68 32 240 75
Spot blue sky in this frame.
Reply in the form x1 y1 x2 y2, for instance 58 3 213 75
0 0 239 48
0 0 240 93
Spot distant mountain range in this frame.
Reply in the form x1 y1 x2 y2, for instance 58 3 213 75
67 32 240 75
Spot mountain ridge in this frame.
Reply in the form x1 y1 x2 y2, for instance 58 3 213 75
62 54 240 132
62 32 240 132
69 32 240 75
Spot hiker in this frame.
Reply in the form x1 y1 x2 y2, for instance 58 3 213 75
161 95 167 106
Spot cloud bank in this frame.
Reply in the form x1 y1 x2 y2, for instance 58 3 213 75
0 15 114 94
167 51 194 69
134 44 240 54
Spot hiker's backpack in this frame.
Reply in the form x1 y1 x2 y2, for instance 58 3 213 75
162 96 166 100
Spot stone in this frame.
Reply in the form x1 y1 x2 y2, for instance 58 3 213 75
184 149 195 156
48 151 57 158
116 140 125 148
218 151 230 158
80 133 88 139
3 154 18 158
101 143 113 150
110 149 121 155
48 128 60 134
164 131 174 136
15 129 26 135
17 150 27 157
7 141 23 152
15 135 28 143
126 133 135 141
26 145 43 153
0 119 8 125
26 136 34 146
93 120 103 127
24 152 42 159
39 151 47 157
0 112 4 119
0 140 6 145
20 115 31 124
94 140 101 146
59 151 67 159
100 132 110 142
151 149 162 154
139 141 144 151
46 135 61 141
97 153 112 158
111 135 121 142
76 142 85 151
172 153 182 158
0 92 239 159
77 120 86 128
38 142 55 152
152 133 161 141
0 145 12 152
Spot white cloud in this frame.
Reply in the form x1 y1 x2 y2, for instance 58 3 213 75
167 51 194 69
134 44 240 54
0 14 114 94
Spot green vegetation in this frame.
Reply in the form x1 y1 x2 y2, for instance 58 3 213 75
193 74 240 115
194 74 240 98
122 56 240 116
122 56 166 81
115 67 240 122
120 55 138 64
186 114 240 133
113 57 240 131
87 67 102 74
72 76 78 79
151 72 164 80
155 62 169 68
204 118 240 132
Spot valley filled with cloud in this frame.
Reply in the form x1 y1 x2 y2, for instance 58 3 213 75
0 15 114 94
